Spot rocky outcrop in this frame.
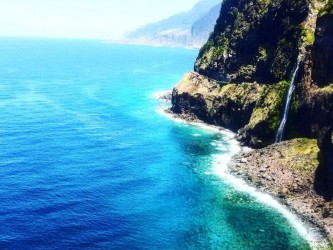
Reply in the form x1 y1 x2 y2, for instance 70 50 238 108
171 72 263 132
170 0 333 242
171 72 289 147
194 0 309 83
230 139 333 241
291 8 333 140
172 0 333 147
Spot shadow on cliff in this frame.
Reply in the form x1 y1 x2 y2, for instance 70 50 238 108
314 127 333 202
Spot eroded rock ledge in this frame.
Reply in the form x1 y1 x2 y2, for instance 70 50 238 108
171 71 289 148
171 70 333 149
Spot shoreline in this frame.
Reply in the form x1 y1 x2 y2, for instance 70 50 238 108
154 91 329 248
229 142 333 245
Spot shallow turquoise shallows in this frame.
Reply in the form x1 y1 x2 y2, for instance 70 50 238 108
0 38 310 249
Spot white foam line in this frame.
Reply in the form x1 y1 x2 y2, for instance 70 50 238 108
212 151 324 248
155 103 326 249
214 140 326 248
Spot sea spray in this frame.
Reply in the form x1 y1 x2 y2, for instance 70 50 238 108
275 58 301 143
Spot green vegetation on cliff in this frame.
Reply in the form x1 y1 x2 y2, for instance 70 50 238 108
247 81 289 134
172 72 293 147
172 0 333 147
171 0 333 242
301 28 315 45
195 0 310 83
320 83 333 91
283 138 320 175
319 0 333 16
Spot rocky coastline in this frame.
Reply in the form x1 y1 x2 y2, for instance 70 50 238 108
161 90 332 243
167 0 333 246
230 140 333 244
164 102 332 246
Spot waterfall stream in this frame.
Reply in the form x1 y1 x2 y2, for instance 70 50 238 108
275 59 301 143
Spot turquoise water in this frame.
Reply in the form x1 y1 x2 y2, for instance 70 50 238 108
0 38 311 249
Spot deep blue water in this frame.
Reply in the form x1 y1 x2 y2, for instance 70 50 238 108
0 38 311 249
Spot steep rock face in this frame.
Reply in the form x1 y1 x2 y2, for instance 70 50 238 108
172 0 333 147
171 72 288 147
194 0 309 83
301 88 333 138
312 14 333 86
317 127 333 202
292 10 333 140
172 72 263 132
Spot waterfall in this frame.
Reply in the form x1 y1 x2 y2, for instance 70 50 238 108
275 59 301 143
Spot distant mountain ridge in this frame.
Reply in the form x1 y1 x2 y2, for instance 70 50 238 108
122 0 222 48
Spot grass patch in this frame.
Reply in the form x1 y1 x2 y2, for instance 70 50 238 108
282 138 320 175
301 28 315 45
319 0 333 16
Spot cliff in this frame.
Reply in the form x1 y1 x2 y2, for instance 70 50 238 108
171 0 333 242
172 0 333 148
195 0 308 83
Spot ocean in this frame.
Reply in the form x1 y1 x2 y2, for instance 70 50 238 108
0 38 313 249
